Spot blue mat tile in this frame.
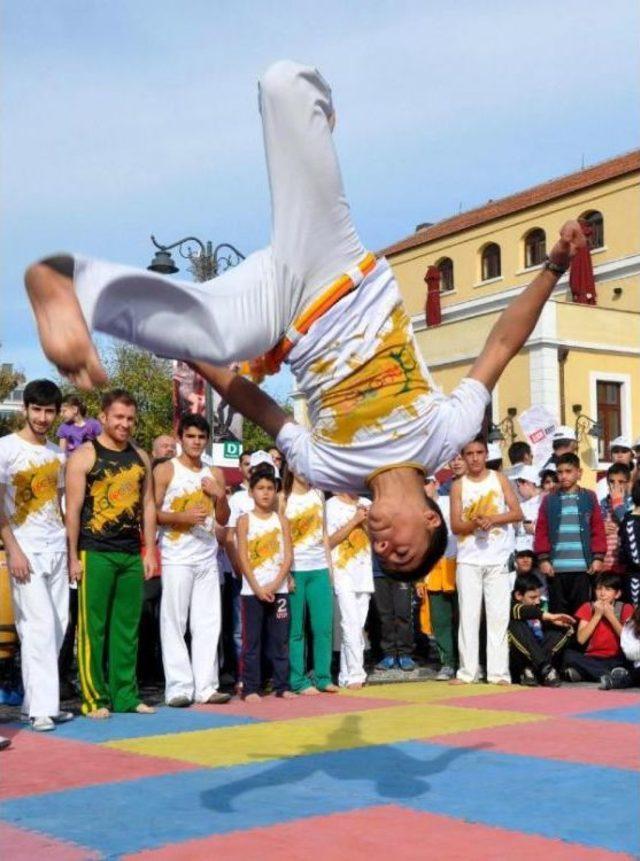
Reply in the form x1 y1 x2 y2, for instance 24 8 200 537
576 703 640 725
1 742 636 856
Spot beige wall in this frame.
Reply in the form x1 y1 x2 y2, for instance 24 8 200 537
389 173 640 318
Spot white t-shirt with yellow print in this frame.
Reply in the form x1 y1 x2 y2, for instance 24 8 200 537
284 488 327 572
326 496 373 593
242 510 287 596
276 258 491 494
0 433 66 553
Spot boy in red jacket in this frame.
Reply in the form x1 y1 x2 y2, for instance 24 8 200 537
534 453 606 615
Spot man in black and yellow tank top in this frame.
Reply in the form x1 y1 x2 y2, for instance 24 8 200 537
65 389 158 717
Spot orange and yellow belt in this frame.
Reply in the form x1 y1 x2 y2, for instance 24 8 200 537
240 251 377 382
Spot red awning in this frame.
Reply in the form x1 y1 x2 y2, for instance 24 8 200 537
424 266 442 326
569 221 597 305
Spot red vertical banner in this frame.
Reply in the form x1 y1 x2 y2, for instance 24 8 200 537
172 360 206 435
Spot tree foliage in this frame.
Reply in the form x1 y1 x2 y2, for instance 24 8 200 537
61 344 173 452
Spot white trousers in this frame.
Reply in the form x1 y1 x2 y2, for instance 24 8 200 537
160 561 222 703
334 588 371 686
456 562 511 684
54 60 365 366
11 551 68 718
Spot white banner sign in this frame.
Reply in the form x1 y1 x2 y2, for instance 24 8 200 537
518 405 558 469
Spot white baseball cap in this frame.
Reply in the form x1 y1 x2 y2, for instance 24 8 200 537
249 450 280 479
515 465 541 486
487 443 503 462
609 435 632 451
551 425 577 443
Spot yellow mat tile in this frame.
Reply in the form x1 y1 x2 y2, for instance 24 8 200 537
104 703 545 769
342 681 523 703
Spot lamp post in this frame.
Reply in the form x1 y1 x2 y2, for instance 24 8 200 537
148 234 245 445
487 407 518 445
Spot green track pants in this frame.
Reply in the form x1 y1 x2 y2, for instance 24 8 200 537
288 568 333 692
77 550 143 714
428 590 459 669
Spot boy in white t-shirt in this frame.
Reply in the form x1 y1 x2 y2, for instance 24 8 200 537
0 380 73 731
25 59 588 583
326 493 374 688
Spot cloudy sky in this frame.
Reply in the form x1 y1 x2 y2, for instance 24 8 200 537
2 0 639 400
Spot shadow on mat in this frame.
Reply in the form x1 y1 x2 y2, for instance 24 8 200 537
201 713 490 812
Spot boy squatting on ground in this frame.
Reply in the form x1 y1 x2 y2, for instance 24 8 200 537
25 59 588 582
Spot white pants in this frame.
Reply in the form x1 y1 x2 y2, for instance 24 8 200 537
456 562 511 684
334 588 371 686
160 561 222 703
10 551 68 718
53 61 364 366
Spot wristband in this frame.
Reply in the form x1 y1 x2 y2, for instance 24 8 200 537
543 256 569 276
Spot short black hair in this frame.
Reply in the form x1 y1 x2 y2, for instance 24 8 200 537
508 441 532 465
379 496 448 584
540 468 558 485
607 462 631 481
595 572 622 591
240 449 254 463
101 388 137 412
178 413 211 438
513 573 543 596
23 379 62 411
515 549 536 560
632 477 640 507
556 452 580 469
249 463 277 488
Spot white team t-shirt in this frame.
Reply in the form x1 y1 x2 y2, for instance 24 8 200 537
228 487 254 528
437 494 458 560
514 494 542 553
276 258 490 494
326 496 373 593
241 510 287 596
456 470 514 566
285 488 327 572
0 433 66 553
157 458 218 566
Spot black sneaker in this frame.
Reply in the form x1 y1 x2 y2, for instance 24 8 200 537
541 667 561 687
609 667 631 689
598 674 613 691
563 667 582 683
520 668 538 687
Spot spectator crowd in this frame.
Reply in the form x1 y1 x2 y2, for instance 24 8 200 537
1 379 640 751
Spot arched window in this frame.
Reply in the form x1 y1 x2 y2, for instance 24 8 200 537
436 257 454 292
524 228 546 268
481 243 501 281
581 210 604 249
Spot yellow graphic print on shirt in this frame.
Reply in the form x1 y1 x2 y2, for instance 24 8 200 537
335 526 370 570
166 488 213 541
317 304 431 445
11 459 60 526
460 490 500 542
88 463 145 534
248 527 282 570
289 504 322 547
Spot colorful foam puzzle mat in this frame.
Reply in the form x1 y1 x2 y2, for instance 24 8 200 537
1 681 638 859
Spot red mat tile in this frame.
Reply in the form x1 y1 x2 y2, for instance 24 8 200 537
441 687 640 717
0 822 100 860
0 731 198 799
193 692 410 721
428 717 640 770
125 804 632 860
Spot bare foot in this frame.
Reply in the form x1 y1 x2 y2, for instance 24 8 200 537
491 680 511 686
135 703 156 714
448 677 467 686
320 684 340 693
346 682 364 690
86 707 111 720
25 261 107 389
299 686 320 696
278 690 297 699
243 693 260 702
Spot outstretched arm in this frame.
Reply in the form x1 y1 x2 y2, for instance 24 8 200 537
468 220 585 392
190 362 291 439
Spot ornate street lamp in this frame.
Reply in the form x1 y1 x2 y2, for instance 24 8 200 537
147 233 245 445
488 407 518 445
